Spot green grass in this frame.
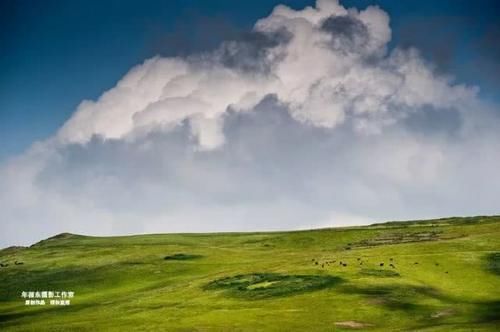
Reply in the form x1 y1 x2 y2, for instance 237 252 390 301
0 215 499 331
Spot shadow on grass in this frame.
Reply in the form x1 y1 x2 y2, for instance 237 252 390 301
339 283 500 328
340 284 434 313
358 269 400 278
0 260 157 301
0 302 95 326
163 253 203 261
474 300 500 323
484 252 500 276
204 273 343 299
0 266 104 301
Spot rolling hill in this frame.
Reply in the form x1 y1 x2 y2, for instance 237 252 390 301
1 216 499 331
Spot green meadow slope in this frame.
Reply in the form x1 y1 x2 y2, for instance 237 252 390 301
1 216 499 331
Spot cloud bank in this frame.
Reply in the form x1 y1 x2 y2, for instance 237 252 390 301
1 0 499 247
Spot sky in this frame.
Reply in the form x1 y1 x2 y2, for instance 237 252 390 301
1 0 500 247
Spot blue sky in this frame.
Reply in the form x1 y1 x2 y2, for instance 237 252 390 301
1 0 500 160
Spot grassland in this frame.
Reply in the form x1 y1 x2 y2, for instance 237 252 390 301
1 215 499 331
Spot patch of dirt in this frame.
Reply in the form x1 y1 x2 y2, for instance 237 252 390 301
431 308 455 318
353 231 444 248
335 321 373 329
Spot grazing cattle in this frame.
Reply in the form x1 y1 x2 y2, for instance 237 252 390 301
390 258 393 261
414 262 419 265
315 261 319 265
14 261 24 265
380 263 384 267
445 271 449 274
435 263 440 266
357 258 360 261
389 264 395 268
339 261 343 265
321 264 324 268
343 263 347 267
0 263 8 267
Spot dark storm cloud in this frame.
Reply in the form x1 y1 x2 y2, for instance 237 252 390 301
215 28 292 73
145 10 292 73
321 15 369 52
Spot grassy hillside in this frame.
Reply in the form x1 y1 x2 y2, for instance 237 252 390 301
1 216 499 331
